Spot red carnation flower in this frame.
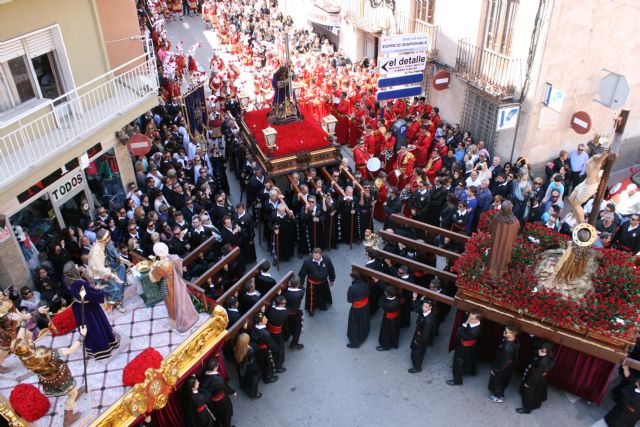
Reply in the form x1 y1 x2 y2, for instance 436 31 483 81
123 348 164 386
10 384 50 422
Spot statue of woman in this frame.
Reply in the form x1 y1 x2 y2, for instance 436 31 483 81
150 243 199 333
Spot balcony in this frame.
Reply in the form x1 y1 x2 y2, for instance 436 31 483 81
339 0 438 59
455 39 520 99
0 53 158 190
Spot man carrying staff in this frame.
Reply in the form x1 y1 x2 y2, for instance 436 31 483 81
298 248 335 317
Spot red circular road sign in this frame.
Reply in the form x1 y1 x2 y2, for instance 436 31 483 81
127 133 152 156
570 111 592 134
432 70 450 91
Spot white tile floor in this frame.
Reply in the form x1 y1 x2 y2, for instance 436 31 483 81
0 294 209 427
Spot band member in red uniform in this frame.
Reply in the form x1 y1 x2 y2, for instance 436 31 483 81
425 150 443 183
373 172 389 221
353 140 372 181
392 97 407 118
363 126 377 156
393 145 415 190
381 129 397 173
335 92 351 145
349 101 367 147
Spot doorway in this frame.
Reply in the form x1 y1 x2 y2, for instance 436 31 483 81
54 188 93 229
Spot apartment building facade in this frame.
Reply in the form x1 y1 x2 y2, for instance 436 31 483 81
0 0 159 287
281 0 639 165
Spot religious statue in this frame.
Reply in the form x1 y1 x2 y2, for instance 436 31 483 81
0 294 26 373
566 148 609 224
486 201 520 277
268 63 301 124
150 243 199 333
11 323 87 426
87 229 127 313
63 262 120 360
133 259 164 307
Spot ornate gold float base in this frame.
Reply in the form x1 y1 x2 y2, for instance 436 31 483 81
90 306 228 426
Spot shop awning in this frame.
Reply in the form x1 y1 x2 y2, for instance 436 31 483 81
308 3 341 28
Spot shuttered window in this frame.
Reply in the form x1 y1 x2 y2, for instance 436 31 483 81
0 28 61 113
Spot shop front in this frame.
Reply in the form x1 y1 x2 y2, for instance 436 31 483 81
7 143 127 280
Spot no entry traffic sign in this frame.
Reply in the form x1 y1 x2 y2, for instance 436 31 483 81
432 70 450 90
127 133 152 156
570 111 592 134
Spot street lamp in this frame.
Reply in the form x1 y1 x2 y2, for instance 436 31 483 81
262 127 278 153
323 115 338 136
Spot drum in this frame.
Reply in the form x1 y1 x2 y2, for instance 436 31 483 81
366 157 381 172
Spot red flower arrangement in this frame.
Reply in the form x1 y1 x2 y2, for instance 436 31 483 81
242 106 331 158
477 208 499 233
454 226 640 344
49 306 77 336
123 348 163 386
9 384 50 422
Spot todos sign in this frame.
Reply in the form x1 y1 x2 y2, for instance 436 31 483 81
50 171 84 202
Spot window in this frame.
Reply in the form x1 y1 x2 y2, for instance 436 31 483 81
0 29 63 114
462 88 499 153
415 0 435 24
484 0 518 55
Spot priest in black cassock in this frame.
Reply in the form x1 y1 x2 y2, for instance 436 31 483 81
199 357 236 427
282 276 305 350
408 295 436 373
250 312 279 384
447 310 482 386
516 342 555 414
377 286 401 351
346 271 370 349
487 325 520 403
298 248 335 316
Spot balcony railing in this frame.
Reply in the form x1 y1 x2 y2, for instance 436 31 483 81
0 53 159 190
338 0 438 59
455 39 520 99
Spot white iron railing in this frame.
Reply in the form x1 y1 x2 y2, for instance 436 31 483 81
0 53 159 189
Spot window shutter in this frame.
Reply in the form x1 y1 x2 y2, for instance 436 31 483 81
25 30 55 58
0 39 25 62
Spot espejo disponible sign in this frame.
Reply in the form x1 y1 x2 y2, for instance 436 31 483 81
379 33 431 55
50 169 84 202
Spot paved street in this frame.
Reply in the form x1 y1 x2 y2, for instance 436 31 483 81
164 15 617 427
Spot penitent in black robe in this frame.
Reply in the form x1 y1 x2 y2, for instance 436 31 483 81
378 296 401 349
347 279 370 347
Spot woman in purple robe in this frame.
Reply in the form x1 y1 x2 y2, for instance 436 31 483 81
63 262 120 360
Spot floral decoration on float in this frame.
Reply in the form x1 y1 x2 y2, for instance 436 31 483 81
455 210 640 350
123 347 164 386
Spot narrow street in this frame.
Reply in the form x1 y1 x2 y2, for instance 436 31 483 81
163 15 615 427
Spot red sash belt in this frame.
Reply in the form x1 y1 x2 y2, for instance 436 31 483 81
452 223 466 230
197 405 207 412
626 405 636 413
352 297 369 308
307 278 324 285
258 343 268 349
211 391 225 402
461 339 477 347
414 270 427 277
385 311 400 319
619 244 632 252
267 324 282 334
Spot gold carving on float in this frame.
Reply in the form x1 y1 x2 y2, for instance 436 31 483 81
90 305 228 426
0 395 27 427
